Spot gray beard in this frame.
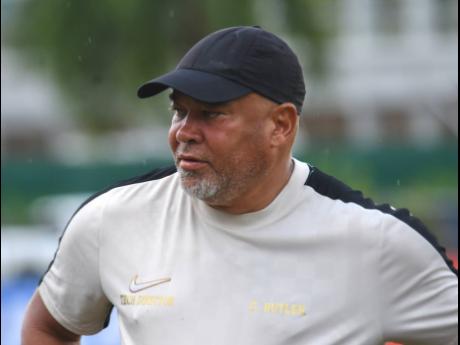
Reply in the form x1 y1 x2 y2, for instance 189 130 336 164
178 167 222 201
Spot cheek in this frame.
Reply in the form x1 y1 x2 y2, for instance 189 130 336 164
212 131 263 161
168 126 178 152
238 130 271 160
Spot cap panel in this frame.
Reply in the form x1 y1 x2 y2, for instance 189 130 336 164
236 32 305 111
178 27 258 73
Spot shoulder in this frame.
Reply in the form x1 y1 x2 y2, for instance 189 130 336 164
52 165 178 247
39 166 178 279
81 165 177 207
70 165 178 216
304 165 457 275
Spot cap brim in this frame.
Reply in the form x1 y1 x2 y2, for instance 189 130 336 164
137 69 252 103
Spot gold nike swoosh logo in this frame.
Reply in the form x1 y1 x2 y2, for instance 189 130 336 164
129 275 172 293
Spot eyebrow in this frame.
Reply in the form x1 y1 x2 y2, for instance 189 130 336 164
169 91 229 108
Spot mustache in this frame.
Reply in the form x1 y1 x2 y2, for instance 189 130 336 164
175 145 209 161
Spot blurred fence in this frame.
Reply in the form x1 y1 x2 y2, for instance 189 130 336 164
3 144 457 241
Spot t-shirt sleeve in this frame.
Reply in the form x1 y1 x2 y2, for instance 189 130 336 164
379 218 458 344
39 195 112 335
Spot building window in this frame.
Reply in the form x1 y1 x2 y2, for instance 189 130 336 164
435 0 458 34
378 108 410 142
374 0 403 35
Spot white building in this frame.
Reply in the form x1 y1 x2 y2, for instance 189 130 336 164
303 0 458 145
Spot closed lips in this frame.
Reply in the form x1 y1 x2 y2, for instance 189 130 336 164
177 155 208 169
177 154 208 163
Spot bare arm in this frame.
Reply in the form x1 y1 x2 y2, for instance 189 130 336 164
21 290 81 345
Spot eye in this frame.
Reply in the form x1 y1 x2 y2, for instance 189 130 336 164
202 110 223 119
170 105 187 119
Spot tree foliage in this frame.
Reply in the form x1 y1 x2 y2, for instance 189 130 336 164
7 0 334 131
8 0 254 130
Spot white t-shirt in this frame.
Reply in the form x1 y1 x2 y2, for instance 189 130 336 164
39 159 458 345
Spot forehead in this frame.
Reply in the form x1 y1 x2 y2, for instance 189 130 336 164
169 90 278 117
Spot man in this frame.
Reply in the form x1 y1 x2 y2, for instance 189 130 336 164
22 26 457 345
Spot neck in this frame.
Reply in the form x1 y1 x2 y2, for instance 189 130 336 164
210 158 294 215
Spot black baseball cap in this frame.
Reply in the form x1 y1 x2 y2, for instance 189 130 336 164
138 26 306 113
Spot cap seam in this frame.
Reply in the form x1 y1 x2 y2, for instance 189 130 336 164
237 28 262 71
189 28 238 68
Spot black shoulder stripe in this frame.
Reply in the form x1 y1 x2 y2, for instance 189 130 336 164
39 165 177 328
305 165 457 276
57 165 178 231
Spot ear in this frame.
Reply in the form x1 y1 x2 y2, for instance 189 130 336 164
269 103 298 147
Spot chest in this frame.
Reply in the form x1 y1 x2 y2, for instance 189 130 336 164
97 207 382 345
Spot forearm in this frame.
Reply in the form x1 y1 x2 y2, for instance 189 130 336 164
21 326 81 345
21 291 81 345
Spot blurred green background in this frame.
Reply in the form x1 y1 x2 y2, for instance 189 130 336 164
2 0 458 247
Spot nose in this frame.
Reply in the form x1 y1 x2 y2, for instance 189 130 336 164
175 113 203 144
